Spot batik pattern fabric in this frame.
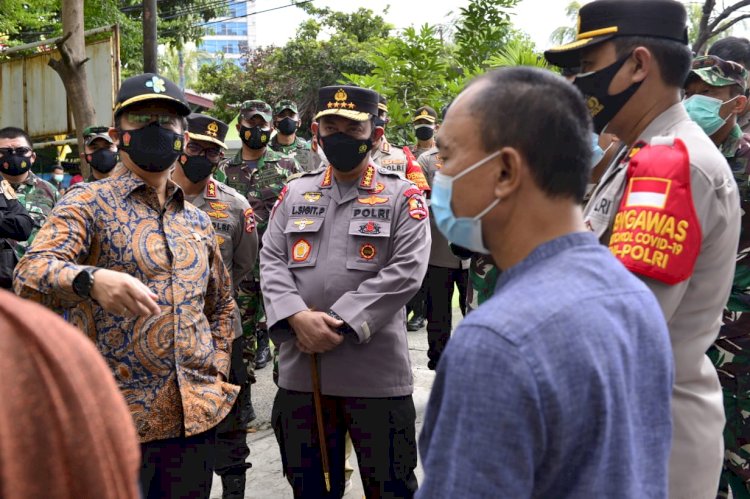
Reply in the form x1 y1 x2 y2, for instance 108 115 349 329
13 166 238 443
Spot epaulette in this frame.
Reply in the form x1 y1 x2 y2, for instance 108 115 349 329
215 180 244 199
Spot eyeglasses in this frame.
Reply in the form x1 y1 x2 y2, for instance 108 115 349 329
0 147 32 157
186 142 223 162
124 112 180 127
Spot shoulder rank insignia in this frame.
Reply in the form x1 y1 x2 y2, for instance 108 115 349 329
358 195 389 205
359 164 376 189
320 166 333 188
205 180 218 199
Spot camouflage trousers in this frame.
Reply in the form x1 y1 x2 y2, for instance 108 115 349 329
708 340 750 499
236 276 266 384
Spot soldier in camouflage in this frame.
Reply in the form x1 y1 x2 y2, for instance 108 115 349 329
0 127 58 260
684 55 750 498
269 100 313 172
172 113 259 499
216 99 301 388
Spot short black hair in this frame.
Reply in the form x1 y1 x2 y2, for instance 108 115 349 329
467 67 591 203
613 36 692 87
52 165 64 172
708 36 750 70
0 127 33 148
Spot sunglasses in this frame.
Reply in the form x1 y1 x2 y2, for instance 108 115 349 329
125 112 180 127
186 142 223 162
0 147 32 157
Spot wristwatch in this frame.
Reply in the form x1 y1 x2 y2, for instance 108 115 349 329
72 268 100 298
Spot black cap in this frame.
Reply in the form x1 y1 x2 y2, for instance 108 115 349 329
378 94 388 113
544 0 688 68
187 113 228 149
114 73 191 117
314 86 379 122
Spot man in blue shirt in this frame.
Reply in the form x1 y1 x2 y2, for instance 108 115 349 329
417 67 674 498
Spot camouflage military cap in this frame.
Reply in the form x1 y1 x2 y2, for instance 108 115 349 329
275 100 298 115
240 100 273 123
83 125 114 146
689 55 749 92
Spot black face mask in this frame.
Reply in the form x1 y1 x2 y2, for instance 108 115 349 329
415 126 434 141
276 117 297 136
118 121 184 172
318 132 373 172
374 117 387 129
574 53 643 134
179 154 216 184
240 125 270 150
1 154 33 176
86 148 118 174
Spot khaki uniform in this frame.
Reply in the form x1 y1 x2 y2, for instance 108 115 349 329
184 177 258 339
260 162 431 396
371 140 408 177
583 103 741 498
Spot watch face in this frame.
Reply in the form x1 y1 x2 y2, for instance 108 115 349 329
74 270 92 297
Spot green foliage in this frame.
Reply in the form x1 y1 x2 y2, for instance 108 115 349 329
486 33 554 70
195 6 391 135
549 1 581 45
0 0 59 44
344 24 453 145
452 0 521 71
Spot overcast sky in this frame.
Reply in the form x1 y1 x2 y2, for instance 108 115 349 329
253 0 573 52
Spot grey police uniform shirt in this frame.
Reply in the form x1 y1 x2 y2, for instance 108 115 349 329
418 146 469 270
583 103 740 499
185 177 259 339
260 162 431 398
371 140 408 177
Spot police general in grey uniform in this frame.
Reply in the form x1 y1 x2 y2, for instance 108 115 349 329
546 1 741 496
260 85 430 499
171 113 258 499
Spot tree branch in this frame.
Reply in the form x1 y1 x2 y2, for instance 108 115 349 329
710 13 750 39
77 57 90 68
708 0 750 32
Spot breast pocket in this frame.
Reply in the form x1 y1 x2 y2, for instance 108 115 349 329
346 219 391 271
284 217 323 268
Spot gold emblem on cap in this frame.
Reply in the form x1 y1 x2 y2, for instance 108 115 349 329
328 88 356 110
420 109 429 116
207 121 219 137
334 89 348 102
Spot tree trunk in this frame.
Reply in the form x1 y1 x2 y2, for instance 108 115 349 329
143 0 158 73
47 0 95 180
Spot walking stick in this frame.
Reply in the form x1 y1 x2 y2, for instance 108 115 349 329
310 352 331 492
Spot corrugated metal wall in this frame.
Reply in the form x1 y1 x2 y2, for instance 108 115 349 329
0 34 118 139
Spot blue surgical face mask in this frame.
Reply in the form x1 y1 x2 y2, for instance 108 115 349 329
591 133 605 167
684 94 737 136
431 150 501 254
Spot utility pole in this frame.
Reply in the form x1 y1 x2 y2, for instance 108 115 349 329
143 0 157 73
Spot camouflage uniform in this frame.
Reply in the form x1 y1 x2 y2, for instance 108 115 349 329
708 127 750 498
269 135 313 172
466 254 500 313
216 148 300 382
9 171 58 259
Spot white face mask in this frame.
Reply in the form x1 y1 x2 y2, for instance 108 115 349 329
52 173 64 183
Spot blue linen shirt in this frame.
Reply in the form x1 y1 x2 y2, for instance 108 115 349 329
417 232 674 498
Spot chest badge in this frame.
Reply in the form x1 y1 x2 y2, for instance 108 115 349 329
359 243 376 260
292 239 312 262
293 219 316 230
358 221 381 235
303 191 322 202
358 195 389 205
